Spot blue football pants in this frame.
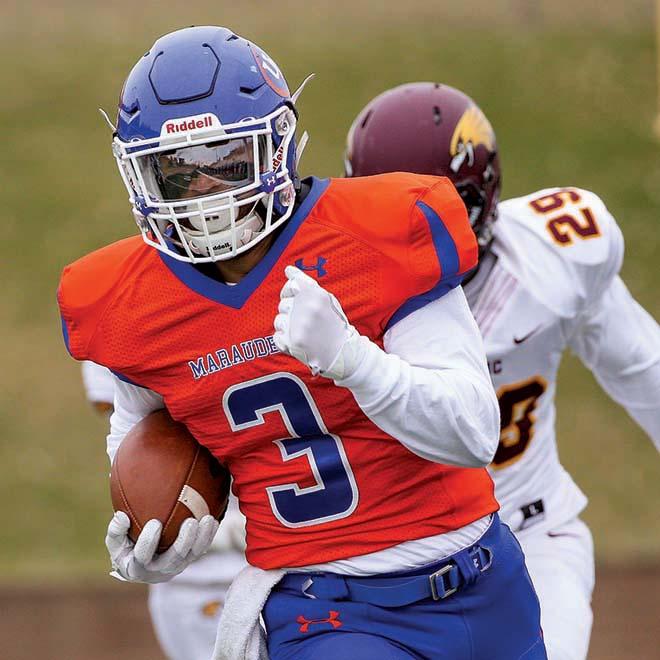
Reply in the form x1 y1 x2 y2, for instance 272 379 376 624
263 515 547 659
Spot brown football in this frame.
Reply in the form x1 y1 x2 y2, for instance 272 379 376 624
110 409 230 553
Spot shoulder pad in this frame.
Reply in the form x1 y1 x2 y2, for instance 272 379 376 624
319 173 440 239
322 173 476 276
58 237 147 360
494 187 624 317
321 174 477 329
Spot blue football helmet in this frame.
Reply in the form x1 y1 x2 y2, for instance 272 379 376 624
112 26 300 262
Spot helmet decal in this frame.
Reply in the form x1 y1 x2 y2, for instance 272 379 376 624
248 44 290 98
449 106 495 173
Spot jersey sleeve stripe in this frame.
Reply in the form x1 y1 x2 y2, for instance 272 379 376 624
60 315 72 356
383 199 471 330
384 274 464 331
415 201 460 279
111 370 147 389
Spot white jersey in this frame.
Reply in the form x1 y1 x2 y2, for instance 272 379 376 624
465 187 660 533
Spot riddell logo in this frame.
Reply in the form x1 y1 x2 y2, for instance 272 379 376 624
272 142 285 170
161 114 220 136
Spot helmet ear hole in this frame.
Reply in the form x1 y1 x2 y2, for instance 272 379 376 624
275 109 295 136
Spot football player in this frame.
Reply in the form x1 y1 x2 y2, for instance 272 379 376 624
80 361 246 660
58 27 547 659
344 82 660 660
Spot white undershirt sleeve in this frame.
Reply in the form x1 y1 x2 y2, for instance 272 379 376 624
335 286 500 467
107 376 164 464
567 276 660 451
81 361 116 405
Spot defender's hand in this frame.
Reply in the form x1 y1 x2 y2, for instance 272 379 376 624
105 511 219 584
273 266 362 380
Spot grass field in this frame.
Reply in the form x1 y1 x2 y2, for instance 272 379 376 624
0 0 658 581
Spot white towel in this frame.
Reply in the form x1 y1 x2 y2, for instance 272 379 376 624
212 565 286 660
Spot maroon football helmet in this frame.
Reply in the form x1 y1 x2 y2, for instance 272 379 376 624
345 82 501 252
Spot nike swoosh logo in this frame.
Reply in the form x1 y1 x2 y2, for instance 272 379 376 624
513 326 542 344
547 532 581 539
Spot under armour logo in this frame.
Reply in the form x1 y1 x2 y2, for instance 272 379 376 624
135 194 156 219
260 171 278 193
296 610 342 633
295 256 327 278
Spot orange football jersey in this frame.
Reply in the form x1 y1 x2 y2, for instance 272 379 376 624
58 173 497 568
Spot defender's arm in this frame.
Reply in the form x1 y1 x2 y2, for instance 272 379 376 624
567 276 660 450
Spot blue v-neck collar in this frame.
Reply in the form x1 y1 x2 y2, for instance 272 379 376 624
158 177 330 309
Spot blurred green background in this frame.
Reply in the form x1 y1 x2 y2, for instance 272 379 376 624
0 0 658 584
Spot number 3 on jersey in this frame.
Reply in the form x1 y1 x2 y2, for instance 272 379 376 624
223 373 359 528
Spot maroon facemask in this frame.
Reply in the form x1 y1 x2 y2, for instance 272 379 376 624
345 82 501 254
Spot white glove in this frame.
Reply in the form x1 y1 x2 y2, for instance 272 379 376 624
273 266 365 380
105 511 219 584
